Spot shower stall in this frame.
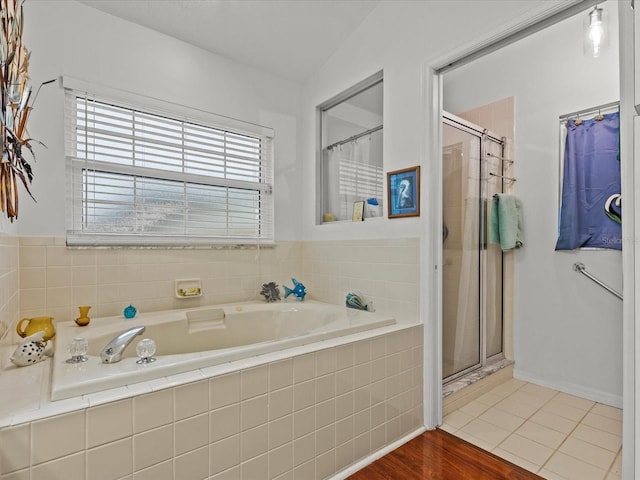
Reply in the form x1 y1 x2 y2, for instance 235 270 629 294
442 112 508 383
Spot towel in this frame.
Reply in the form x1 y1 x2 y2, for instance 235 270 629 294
490 193 524 251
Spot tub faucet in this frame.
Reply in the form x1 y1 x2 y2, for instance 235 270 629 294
100 325 146 363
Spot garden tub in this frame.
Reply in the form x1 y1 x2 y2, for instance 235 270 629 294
51 300 396 400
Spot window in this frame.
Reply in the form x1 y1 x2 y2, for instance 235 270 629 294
318 71 383 223
64 83 273 246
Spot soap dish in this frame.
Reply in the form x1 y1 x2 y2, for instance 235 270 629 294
175 278 202 299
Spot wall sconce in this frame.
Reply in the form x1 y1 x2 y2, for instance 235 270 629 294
584 5 608 58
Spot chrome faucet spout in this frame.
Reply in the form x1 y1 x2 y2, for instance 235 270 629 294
100 325 146 363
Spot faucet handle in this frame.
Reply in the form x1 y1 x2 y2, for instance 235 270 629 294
66 337 89 363
136 338 157 364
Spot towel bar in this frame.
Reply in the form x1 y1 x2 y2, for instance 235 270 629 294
573 262 622 300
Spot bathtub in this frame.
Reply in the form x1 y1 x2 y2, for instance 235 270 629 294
51 300 396 400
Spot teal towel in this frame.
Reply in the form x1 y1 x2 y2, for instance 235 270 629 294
490 194 524 251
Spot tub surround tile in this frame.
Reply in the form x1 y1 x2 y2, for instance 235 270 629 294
210 372 241 410
242 365 269 400
87 399 133 448
240 423 268 461
30 452 85 480
175 380 209 421
269 359 293 391
133 389 173 433
175 446 209 480
268 414 293 449
210 404 240 442
0 424 29 474
0 324 423 480
175 413 209 456
31 411 85 465
133 424 173 471
210 434 240 475
133 460 173 480
87 438 133 480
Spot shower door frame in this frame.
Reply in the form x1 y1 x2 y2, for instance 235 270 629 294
442 112 506 384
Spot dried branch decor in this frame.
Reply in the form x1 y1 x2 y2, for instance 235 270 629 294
0 0 51 221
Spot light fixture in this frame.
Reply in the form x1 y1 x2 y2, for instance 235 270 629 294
584 5 608 58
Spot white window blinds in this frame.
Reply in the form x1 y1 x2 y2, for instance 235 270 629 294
65 87 274 246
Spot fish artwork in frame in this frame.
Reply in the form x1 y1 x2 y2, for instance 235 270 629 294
387 166 420 218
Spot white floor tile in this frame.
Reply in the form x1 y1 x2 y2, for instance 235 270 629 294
458 418 511 449
478 406 525 432
559 437 617 471
444 379 621 480
545 451 608 480
515 420 566 450
498 433 554 466
571 423 622 453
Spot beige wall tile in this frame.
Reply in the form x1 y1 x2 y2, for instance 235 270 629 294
133 460 172 480
315 448 336 480
240 423 268 462
269 386 293 421
241 365 268 400
240 452 268 480
32 411 85 465
293 406 315 440
269 359 293 391
269 443 293 479
293 354 315 383
133 424 173 471
210 434 240 475
87 399 133 448
210 404 240 443
293 380 315 412
269 415 293 450
133 389 173 433
87 438 133 480
210 372 240 410
175 446 209 480
0 469 30 480
293 433 314 467
241 394 268 431
31 453 85 480
175 413 209 456
175 380 209 421
0 424 29 474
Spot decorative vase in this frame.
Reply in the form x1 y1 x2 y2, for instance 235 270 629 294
75 305 91 327
16 316 56 342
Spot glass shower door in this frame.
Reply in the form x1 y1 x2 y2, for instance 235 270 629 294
442 114 504 382
442 122 482 379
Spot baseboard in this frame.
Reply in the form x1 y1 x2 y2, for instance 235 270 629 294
513 368 622 409
331 426 427 480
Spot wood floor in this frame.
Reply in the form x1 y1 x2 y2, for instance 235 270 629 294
347 429 544 480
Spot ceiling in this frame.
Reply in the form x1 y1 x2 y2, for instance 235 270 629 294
76 0 381 84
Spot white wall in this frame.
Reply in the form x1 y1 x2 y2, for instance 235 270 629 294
19 0 303 240
444 5 622 405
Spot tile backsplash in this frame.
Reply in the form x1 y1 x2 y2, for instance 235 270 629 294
17 237 419 334
0 234 19 347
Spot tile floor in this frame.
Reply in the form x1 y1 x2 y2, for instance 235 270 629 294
441 378 622 480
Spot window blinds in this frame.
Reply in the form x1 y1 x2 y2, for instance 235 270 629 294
65 88 274 246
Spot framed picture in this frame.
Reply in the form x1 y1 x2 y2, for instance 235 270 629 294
387 166 420 218
352 200 365 222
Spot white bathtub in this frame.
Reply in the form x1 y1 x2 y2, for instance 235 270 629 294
51 300 396 400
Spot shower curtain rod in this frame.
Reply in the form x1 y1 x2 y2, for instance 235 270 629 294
325 124 383 150
559 100 620 121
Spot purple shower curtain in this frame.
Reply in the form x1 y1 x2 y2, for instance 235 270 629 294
555 111 621 250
